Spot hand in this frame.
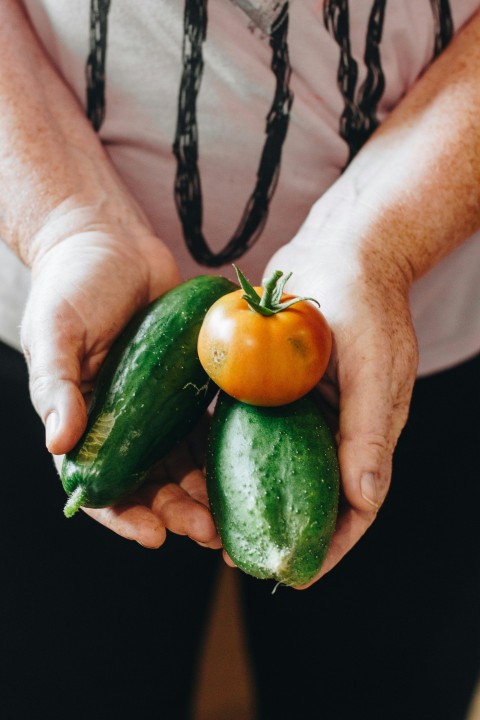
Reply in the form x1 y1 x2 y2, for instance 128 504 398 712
21 208 218 547
51 420 221 550
260 220 418 586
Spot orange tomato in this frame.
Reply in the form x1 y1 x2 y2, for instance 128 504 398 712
197 286 332 406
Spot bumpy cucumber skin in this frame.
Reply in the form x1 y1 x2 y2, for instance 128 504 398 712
206 392 339 587
62 275 237 510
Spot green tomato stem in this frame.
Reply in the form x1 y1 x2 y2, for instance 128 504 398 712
232 264 320 316
259 270 283 309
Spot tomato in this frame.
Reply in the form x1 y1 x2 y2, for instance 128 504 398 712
197 269 332 407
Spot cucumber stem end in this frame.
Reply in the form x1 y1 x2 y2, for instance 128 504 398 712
64 486 87 518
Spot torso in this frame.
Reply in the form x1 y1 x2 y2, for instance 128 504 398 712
2 0 479 374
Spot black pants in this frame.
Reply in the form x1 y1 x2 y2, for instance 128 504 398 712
0 340 478 719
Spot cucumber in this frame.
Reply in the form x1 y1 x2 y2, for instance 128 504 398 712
62 275 237 516
206 392 339 587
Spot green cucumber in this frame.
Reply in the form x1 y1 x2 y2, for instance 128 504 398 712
62 275 237 516
206 392 339 587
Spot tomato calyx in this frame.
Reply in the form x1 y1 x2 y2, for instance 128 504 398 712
233 265 320 317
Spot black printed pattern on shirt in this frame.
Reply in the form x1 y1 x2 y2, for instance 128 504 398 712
86 0 111 131
324 0 453 166
85 0 454 266
323 0 387 165
429 0 454 56
172 0 293 267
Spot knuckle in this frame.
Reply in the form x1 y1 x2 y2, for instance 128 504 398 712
28 371 54 414
29 367 52 396
364 431 389 453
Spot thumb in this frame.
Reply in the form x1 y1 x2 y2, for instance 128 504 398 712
21 303 88 455
337 356 413 515
304 361 405 584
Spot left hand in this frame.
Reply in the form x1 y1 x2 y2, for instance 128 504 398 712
257 226 418 587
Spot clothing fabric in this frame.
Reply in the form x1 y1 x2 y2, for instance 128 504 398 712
1 339 479 719
0 343 220 720
1 0 480 375
1 3 480 718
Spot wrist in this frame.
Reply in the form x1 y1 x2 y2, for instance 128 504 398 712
24 189 154 270
289 183 414 302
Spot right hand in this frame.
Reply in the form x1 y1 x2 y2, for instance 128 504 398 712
22 222 180 454
20 213 219 549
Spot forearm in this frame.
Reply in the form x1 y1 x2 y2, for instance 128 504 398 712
0 0 149 267
302 9 480 288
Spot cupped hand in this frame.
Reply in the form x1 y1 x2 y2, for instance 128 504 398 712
21 215 218 548
51 426 221 550
260 227 419 587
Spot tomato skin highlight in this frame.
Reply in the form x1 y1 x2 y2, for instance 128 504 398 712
197 287 332 406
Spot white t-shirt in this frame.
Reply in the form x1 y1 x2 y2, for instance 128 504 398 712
1 0 479 376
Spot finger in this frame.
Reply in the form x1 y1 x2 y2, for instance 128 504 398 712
166 458 211 509
137 479 220 548
222 550 237 567
143 445 221 547
179 472 210 509
22 299 87 455
336 333 414 515
82 504 167 548
295 345 415 587
53 453 167 548
164 445 221 547
197 535 223 550
163 445 210 508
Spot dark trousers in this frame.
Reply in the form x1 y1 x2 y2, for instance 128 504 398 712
0 340 478 719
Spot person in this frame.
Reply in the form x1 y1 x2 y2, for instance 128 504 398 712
0 1 479 718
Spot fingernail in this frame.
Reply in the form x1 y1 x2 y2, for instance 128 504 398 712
361 472 379 509
45 411 59 448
